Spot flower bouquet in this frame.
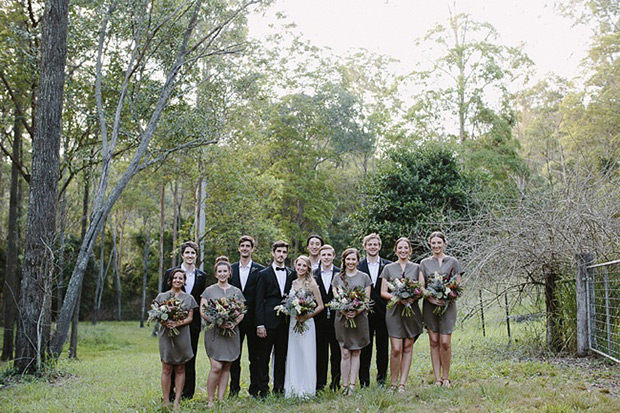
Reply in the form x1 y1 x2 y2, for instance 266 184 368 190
202 295 247 337
147 294 189 336
424 270 463 316
385 277 424 317
275 288 318 334
327 285 373 328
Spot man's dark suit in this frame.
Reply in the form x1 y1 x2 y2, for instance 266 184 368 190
255 265 293 396
229 260 265 397
358 257 391 387
313 265 341 391
161 266 207 400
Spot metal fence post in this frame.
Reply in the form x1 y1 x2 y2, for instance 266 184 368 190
603 267 612 355
576 252 592 356
479 290 486 337
504 291 511 339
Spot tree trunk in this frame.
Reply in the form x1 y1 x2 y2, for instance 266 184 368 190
57 191 67 318
2 107 23 361
172 180 178 267
112 223 121 321
15 0 70 374
545 267 562 351
93 226 105 325
158 184 165 294
140 225 151 328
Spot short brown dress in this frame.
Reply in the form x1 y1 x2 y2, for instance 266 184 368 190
155 291 198 365
201 284 246 362
380 262 423 339
420 255 464 334
332 270 372 350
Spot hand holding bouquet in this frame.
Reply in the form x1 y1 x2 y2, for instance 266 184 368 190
424 270 463 316
148 294 189 336
327 285 373 328
202 295 247 336
386 277 424 317
275 288 318 334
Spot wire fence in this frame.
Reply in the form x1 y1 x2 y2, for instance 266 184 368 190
585 259 620 363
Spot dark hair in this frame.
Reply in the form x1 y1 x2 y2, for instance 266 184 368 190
271 240 289 252
238 235 255 248
394 237 412 253
428 231 447 244
167 268 186 287
339 248 360 287
181 241 199 255
306 234 324 247
213 256 232 275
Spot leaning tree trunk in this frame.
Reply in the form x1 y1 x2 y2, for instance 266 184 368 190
544 267 562 351
2 107 23 361
140 224 151 328
15 0 70 374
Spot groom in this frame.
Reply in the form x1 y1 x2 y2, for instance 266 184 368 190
255 240 293 397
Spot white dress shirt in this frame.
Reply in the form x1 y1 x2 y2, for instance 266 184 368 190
320 266 334 294
239 260 252 291
272 263 286 296
367 260 380 287
181 263 196 293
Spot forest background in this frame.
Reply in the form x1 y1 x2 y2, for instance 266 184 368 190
0 0 618 376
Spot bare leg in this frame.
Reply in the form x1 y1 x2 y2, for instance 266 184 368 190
348 349 361 389
207 358 224 404
340 346 351 388
389 337 403 386
217 362 232 400
428 329 442 384
161 362 173 406
399 338 414 386
439 334 452 382
173 364 185 409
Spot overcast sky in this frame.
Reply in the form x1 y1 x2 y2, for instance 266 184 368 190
247 0 592 81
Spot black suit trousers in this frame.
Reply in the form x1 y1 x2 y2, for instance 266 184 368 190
359 310 388 387
230 319 261 396
315 320 341 391
258 320 288 396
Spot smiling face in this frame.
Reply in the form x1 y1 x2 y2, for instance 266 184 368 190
344 251 359 272
365 238 381 258
171 271 186 290
295 258 309 277
238 240 254 259
320 248 335 268
430 236 446 256
307 237 322 257
272 247 288 266
395 239 411 260
215 263 230 283
181 246 197 266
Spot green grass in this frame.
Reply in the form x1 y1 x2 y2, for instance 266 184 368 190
0 318 618 412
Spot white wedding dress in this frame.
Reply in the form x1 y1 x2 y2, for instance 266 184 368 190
284 288 317 398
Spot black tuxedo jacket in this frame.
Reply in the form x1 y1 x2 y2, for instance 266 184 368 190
162 266 207 332
313 265 340 327
358 257 391 316
255 265 293 330
230 261 265 325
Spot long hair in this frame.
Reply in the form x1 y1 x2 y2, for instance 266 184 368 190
294 255 314 290
339 248 360 287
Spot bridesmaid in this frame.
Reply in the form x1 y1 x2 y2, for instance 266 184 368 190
420 231 463 387
155 268 198 410
380 237 423 392
332 248 372 395
200 257 245 407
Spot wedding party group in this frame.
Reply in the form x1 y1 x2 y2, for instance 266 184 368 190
150 231 463 409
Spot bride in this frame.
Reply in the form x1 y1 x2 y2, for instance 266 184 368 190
284 255 324 398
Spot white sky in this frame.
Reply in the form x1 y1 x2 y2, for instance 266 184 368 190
248 0 592 82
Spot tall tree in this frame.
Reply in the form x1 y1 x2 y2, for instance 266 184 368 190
15 0 70 373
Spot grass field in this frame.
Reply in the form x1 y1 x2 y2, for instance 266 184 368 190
0 317 618 412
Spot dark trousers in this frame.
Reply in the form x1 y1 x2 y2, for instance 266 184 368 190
258 321 288 396
170 326 199 399
230 320 261 396
316 320 341 391
359 311 388 387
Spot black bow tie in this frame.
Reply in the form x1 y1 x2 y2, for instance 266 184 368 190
275 267 286 272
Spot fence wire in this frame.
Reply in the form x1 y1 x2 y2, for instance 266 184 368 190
586 260 620 363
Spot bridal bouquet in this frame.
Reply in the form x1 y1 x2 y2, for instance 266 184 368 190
385 277 424 317
148 294 189 336
424 270 463 316
275 288 318 334
202 296 247 337
327 285 373 328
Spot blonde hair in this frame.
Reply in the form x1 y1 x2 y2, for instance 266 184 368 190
363 233 382 247
294 255 315 290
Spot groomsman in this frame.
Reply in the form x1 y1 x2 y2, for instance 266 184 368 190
229 235 265 397
357 233 391 387
306 234 324 271
313 244 341 391
161 241 207 400
255 240 294 396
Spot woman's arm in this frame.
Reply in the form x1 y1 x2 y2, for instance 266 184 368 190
380 275 392 301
